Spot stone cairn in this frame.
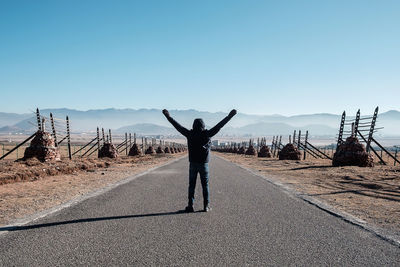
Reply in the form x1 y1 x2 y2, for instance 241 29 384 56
145 146 156 155
164 146 171 153
128 143 141 156
258 145 272 158
332 136 374 167
24 131 61 162
156 146 164 154
237 146 246 154
232 145 238 153
245 140 257 156
278 143 301 160
99 143 118 158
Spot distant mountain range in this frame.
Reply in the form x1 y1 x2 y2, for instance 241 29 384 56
0 108 399 137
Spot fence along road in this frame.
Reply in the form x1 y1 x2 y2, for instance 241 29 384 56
0 156 398 265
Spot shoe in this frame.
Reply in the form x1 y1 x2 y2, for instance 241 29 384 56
204 204 211 212
185 206 194 213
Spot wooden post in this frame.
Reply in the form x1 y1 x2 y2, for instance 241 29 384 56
109 129 112 144
125 132 128 155
293 130 296 146
102 128 105 144
303 131 309 160
337 111 346 151
134 133 137 144
271 136 275 150
129 133 132 149
277 136 282 155
50 113 57 146
97 127 100 157
272 136 277 157
66 116 72 160
297 130 301 149
366 107 378 152
289 135 291 144
354 109 360 137
395 148 398 166
142 137 144 152
36 108 41 131
41 118 46 132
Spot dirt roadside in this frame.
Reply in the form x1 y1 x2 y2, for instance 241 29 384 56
0 153 185 226
215 152 400 236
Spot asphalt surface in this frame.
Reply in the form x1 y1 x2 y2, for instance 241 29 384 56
0 155 399 266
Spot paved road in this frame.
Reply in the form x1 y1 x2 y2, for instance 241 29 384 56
0 156 399 266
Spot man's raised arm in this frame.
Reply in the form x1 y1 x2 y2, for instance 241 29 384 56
162 109 190 137
208 109 237 137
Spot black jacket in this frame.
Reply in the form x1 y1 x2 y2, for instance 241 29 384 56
166 115 233 163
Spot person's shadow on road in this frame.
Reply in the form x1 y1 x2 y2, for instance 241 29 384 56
0 210 196 232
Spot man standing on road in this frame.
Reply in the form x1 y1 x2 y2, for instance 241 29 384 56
162 109 237 212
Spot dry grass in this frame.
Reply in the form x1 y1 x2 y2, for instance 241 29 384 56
0 153 185 226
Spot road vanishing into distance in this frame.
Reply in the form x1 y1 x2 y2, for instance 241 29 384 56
0 156 398 266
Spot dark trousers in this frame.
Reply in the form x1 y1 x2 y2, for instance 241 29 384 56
188 162 209 207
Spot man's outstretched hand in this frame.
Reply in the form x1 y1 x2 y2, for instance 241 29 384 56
162 109 170 118
229 109 237 118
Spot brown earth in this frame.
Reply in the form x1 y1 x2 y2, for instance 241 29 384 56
216 152 400 234
0 153 185 226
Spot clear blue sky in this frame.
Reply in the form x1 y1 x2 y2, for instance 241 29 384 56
1 0 399 115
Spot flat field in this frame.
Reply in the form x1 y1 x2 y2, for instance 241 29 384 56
0 152 185 226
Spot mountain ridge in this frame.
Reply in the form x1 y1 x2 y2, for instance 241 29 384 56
0 108 399 136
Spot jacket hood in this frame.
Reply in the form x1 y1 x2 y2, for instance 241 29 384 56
192 118 205 132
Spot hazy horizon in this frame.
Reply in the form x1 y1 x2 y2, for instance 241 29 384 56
1 106 398 117
1 107 399 138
